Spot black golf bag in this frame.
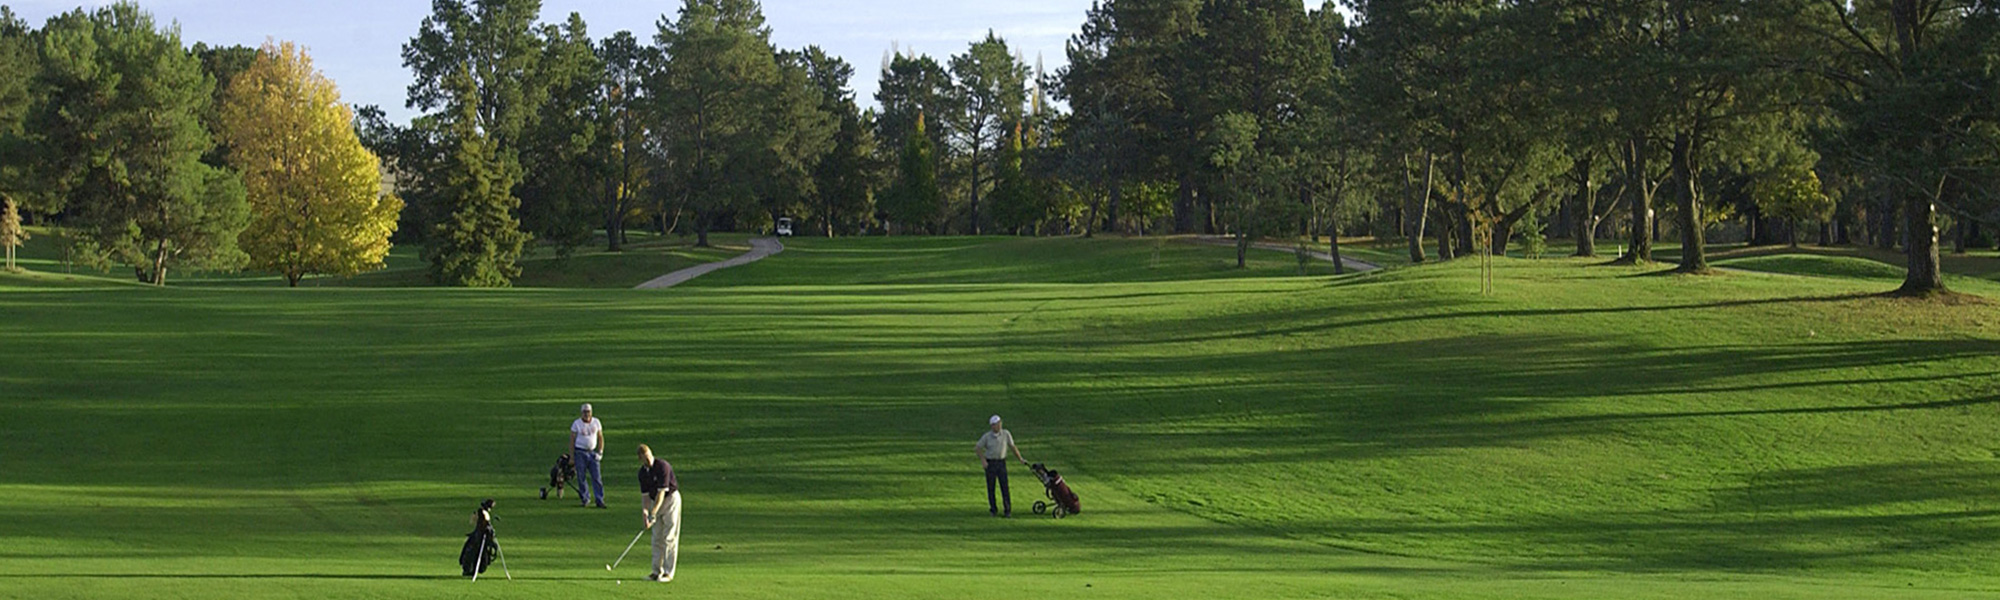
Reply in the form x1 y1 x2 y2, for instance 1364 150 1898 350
543 454 576 499
459 527 497 577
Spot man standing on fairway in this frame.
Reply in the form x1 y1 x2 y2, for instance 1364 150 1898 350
571 404 607 508
975 415 1028 517
637 444 681 582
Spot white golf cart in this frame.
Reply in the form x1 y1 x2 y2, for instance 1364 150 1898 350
776 217 794 237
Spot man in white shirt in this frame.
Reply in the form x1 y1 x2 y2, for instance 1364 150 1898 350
570 404 606 509
974 415 1028 517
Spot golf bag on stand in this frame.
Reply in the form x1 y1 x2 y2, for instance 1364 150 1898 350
460 499 498 577
460 528 497 577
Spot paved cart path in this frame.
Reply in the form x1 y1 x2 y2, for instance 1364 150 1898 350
635 237 785 289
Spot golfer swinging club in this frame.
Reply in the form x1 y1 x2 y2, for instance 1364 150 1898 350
571 403 607 509
975 415 1028 517
637 444 681 582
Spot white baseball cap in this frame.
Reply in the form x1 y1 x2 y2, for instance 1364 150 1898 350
990 415 1002 425
580 403 593 413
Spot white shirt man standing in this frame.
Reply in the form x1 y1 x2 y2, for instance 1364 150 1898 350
570 404 606 509
975 415 1028 517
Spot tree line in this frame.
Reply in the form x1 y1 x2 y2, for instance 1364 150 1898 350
4 0 1999 293
0 4 397 286
361 0 1075 286
1052 0 2000 295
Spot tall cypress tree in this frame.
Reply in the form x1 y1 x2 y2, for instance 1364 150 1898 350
882 115 942 233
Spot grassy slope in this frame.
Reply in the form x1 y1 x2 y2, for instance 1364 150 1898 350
684 235 1340 287
2 238 1999 599
9 226 747 289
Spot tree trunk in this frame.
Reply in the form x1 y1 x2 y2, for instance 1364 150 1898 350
1577 214 1598 257
1454 206 1474 259
1406 153 1434 264
1329 229 1345 275
1899 193 1945 294
1235 232 1249 269
1790 218 1800 248
1435 207 1456 261
1890 0 1943 294
1175 174 1196 234
1105 178 1122 235
1744 209 1763 246
969 155 982 236
1203 193 1218 235
606 199 624 252
1671 131 1707 273
151 239 170 286
288 272 303 288
1875 199 1900 250
1573 155 1597 257
1624 135 1653 262
696 211 711 248
1952 218 1966 254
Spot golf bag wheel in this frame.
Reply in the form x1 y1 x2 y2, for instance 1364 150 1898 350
1033 501 1048 514
1054 505 1069 519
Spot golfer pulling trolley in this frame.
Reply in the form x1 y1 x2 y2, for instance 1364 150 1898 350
975 415 1029 517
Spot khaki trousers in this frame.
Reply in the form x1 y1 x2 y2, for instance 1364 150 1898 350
646 491 681 579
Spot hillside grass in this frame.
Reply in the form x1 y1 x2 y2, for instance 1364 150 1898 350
9 226 746 289
682 235 1340 287
2 237 1998 598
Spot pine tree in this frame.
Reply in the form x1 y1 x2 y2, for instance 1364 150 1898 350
426 68 531 287
29 4 248 285
882 114 942 233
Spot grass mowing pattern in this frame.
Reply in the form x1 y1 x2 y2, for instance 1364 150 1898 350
8 226 746 288
2 238 1999 599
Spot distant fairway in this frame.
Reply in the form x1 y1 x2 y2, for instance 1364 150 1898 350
5 237 2000 599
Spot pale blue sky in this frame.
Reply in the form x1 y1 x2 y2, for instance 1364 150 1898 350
6 0 1099 122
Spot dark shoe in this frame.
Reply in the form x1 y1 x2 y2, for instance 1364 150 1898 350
595 501 608 509
1003 512 1012 518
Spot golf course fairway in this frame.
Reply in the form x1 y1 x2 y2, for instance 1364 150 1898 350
4 236 1999 599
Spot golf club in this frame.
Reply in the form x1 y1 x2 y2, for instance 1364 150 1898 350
607 526 646 571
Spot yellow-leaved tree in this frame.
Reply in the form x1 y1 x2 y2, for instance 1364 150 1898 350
221 41 401 287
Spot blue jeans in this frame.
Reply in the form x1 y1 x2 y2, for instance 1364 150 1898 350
574 449 603 505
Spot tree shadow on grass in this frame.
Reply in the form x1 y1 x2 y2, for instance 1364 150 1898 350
1289 461 2000 574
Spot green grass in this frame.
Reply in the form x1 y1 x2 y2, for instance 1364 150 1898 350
682 235 1340 287
1716 252 1911 280
11 226 747 288
4 236 2000 598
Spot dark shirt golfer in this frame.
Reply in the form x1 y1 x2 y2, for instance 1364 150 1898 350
974 415 1028 517
637 444 681 582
